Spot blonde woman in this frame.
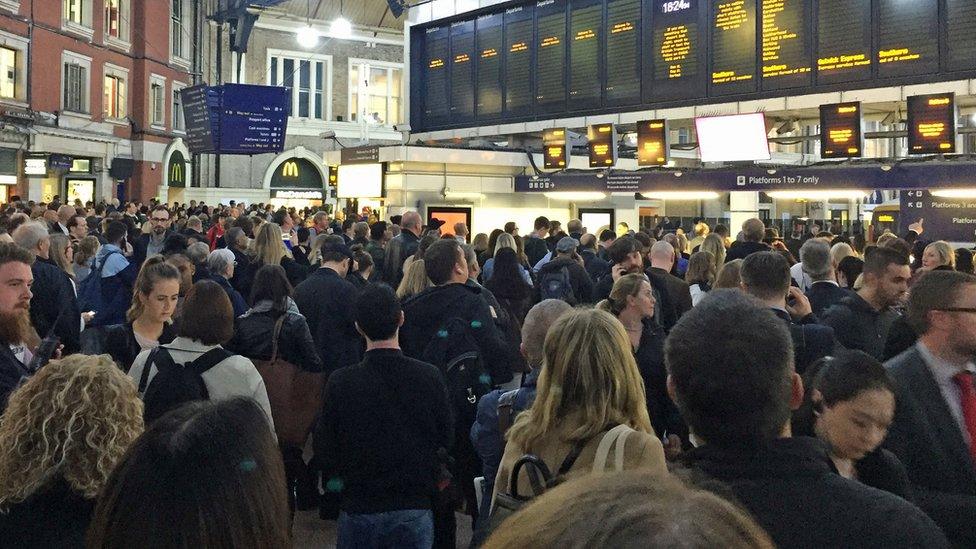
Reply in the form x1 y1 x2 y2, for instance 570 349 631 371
0 354 143 547
239 222 308 297
714 259 744 289
396 259 432 301
483 232 531 284
492 308 667 508
700 233 726 275
685 251 716 306
49 234 75 282
920 240 955 272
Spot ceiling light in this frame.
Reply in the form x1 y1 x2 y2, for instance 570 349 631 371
296 24 319 48
329 16 352 39
641 191 720 200
444 191 485 200
766 190 869 200
931 189 976 198
544 192 607 201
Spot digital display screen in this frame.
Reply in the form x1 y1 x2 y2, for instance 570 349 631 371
945 0 976 72
695 113 770 162
815 0 871 84
649 0 704 102
605 0 640 106
543 128 568 169
503 6 533 115
337 163 384 199
536 0 567 110
637 119 669 166
760 0 811 89
475 14 502 117
907 93 957 155
569 0 602 108
588 123 617 167
423 27 450 123
819 102 863 159
450 21 475 121
710 0 756 95
877 0 938 79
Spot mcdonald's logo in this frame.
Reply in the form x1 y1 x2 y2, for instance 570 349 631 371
169 162 183 183
282 160 299 178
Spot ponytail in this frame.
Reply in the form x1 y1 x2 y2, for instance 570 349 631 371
127 255 181 322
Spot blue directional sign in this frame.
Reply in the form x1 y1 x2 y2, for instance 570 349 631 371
181 84 289 155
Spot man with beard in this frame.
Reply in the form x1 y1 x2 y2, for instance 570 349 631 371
0 243 38 412
133 205 173 266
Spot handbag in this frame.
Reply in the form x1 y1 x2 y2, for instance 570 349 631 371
252 315 326 447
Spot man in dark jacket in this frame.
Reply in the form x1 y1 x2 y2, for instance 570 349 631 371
12 222 80 354
316 284 452 549
823 246 910 360
383 211 422 285
646 241 692 326
579 233 608 282
592 236 646 302
725 218 770 262
0 243 38 412
523 216 551 267
667 290 948 549
535 237 593 305
294 237 362 373
207 249 247 317
132 205 173 266
801 238 853 317
884 270 976 547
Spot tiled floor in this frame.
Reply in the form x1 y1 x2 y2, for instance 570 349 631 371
292 510 473 548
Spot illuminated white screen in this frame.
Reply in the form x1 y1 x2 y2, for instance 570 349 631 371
695 113 771 163
337 163 384 198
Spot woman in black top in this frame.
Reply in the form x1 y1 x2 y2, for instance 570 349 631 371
348 245 373 290
485 248 534 365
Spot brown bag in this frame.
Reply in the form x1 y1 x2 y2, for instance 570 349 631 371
252 316 326 447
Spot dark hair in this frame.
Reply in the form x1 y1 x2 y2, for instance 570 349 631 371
792 352 894 437
424 239 463 285
665 290 794 446
534 216 551 231
863 245 910 276
319 235 349 264
485 247 531 300
504 221 518 234
0 242 33 268
876 238 912 263
907 270 976 334
415 234 438 260
161 233 188 256
352 246 373 274
599 229 616 242
150 205 170 217
956 248 974 275
354 284 401 341
836 256 864 287
369 221 388 241
740 251 791 300
248 264 293 314
86 398 290 548
104 221 128 246
608 236 640 265
233 215 254 237
487 229 504 255
296 227 310 244
342 218 355 231
714 224 729 237
271 209 290 227
179 280 234 345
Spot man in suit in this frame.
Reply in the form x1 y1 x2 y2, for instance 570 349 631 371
885 270 976 546
740 251 835 374
646 240 692 327
724 218 770 262
801 238 853 317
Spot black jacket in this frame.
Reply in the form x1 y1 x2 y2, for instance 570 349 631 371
805 281 853 318
822 293 900 361
227 309 322 373
523 236 549 267
228 245 251 292
581 249 609 282
647 267 693 327
347 271 370 291
0 477 94 549
236 257 308 300
634 319 686 443
536 256 594 305
883 315 918 361
0 343 29 413
210 274 248 318
592 268 671 331
400 283 518 385
884 346 976 547
314 349 453 514
383 231 420 285
80 322 178 372
29 258 81 354
294 268 362 373
132 231 172 266
680 437 948 549
724 240 770 262
770 309 836 375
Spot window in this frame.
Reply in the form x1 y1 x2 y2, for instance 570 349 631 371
105 0 120 37
0 47 15 99
62 0 92 31
172 85 185 131
64 0 84 24
63 61 88 114
103 74 126 119
171 0 185 60
348 61 402 126
150 76 165 126
268 51 331 121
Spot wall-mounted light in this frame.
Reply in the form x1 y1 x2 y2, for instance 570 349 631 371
544 192 607 201
444 191 486 200
766 190 869 200
296 0 319 48
931 189 976 198
641 191 719 200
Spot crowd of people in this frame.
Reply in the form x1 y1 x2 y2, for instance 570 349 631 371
0 195 973 547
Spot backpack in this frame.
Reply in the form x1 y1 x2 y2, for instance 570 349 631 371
421 316 493 425
138 346 233 424
77 251 121 326
539 266 576 304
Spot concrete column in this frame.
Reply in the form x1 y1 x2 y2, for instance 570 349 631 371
729 191 760 236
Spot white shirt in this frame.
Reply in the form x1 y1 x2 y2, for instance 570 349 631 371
128 336 275 432
917 341 976 445
790 262 812 292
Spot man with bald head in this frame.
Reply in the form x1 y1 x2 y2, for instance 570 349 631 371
383 211 423 285
647 240 692 331
51 205 76 236
725 217 771 262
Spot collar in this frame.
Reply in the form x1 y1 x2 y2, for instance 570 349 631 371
315 266 341 278
681 437 834 478
917 341 975 385
165 336 221 353
770 306 790 319
810 280 839 287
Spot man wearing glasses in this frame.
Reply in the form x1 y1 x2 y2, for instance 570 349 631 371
134 205 173 266
885 270 976 546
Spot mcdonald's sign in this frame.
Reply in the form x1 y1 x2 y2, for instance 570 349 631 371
281 160 300 178
167 151 187 188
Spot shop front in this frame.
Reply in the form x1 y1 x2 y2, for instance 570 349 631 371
264 147 329 209
0 148 18 203
24 153 101 204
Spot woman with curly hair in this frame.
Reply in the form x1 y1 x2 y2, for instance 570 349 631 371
0 354 143 547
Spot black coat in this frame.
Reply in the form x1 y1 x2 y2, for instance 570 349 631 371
294 268 362 373
383 231 420 285
770 309 836 375
884 346 976 547
227 309 322 372
536 256 594 305
236 257 308 300
822 293 900 361
0 477 95 548
805 281 853 318
0 343 29 413
29 258 80 354
680 437 948 549
647 267 693 327
132 231 172 266
633 319 686 443
581 249 608 282
523 236 550 267
883 315 918 361
80 322 178 372
724 240 770 262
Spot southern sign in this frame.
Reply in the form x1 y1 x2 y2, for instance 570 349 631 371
901 189 976 243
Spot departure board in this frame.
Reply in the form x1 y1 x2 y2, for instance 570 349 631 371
588 123 617 167
907 93 957 155
877 0 938 79
450 21 475 121
819 102 863 159
710 0 757 95
543 128 568 169
946 0 976 72
536 0 567 112
815 0 871 84
637 119 669 166
423 27 450 124
503 5 533 116
760 0 811 90
569 0 602 109
476 14 503 118
648 0 705 101
605 0 640 106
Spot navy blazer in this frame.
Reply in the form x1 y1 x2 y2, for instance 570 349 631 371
805 281 853 318
885 346 976 547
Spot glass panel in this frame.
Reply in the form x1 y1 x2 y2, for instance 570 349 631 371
173 90 184 130
299 60 310 88
349 64 359 120
389 97 401 125
282 58 294 88
117 78 126 118
270 57 277 85
106 0 120 37
390 68 402 97
369 66 388 93
368 94 386 124
103 75 113 117
0 47 15 99
314 91 322 119
299 91 310 117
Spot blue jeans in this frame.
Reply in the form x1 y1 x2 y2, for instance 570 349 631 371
337 509 434 549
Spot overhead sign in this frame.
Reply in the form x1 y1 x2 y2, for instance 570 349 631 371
587 123 617 168
543 127 568 169
181 84 289 155
901 189 976 243
637 119 668 166
23 154 46 176
819 102 863 159
340 146 381 164
907 92 957 154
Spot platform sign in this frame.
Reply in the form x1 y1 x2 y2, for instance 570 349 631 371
588 123 618 167
543 128 569 169
637 119 669 166
819 102 863 158
907 93 957 155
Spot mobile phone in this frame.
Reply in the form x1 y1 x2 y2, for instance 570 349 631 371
27 335 60 373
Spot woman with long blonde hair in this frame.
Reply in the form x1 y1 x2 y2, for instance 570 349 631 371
396 259 432 301
238 222 307 297
0 354 143 546
493 308 667 506
700 233 726 275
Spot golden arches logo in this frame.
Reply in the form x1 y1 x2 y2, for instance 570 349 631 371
282 161 300 178
169 162 183 183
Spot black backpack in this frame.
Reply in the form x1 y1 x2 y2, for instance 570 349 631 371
538 266 576 304
421 317 493 426
138 346 233 424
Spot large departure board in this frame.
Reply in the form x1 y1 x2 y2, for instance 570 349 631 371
605 0 640 106
815 0 871 85
946 0 976 72
648 0 706 102
475 14 502 118
423 26 450 125
450 21 475 122
569 0 602 109
907 93 957 155
503 5 533 116
877 0 938 79
536 0 567 112
710 0 757 95
760 0 811 90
